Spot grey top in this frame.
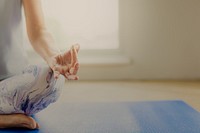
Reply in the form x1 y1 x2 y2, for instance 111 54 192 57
0 0 27 80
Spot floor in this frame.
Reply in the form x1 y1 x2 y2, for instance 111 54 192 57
58 80 200 112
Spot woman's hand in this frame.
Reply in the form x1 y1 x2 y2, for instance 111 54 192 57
46 44 80 80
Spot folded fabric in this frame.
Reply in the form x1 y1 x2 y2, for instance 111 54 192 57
0 65 65 115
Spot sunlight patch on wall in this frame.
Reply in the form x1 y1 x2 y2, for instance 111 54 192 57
42 0 119 50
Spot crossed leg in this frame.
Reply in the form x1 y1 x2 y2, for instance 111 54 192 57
0 65 65 129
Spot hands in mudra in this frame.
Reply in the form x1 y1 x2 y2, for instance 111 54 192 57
47 44 80 80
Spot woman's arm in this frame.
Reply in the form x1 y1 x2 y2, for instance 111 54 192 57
23 0 80 79
23 0 59 61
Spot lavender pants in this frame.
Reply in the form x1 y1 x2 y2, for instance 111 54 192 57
0 65 65 115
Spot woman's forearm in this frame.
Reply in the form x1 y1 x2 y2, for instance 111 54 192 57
23 0 60 62
28 28 60 62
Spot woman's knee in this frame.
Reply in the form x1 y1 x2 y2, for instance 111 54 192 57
22 65 52 79
21 65 65 115
22 65 57 88
25 76 65 115
25 64 65 94
0 65 65 115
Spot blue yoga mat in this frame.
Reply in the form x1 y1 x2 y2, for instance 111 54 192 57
1 100 200 133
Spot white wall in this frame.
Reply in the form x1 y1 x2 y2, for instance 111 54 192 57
79 0 200 80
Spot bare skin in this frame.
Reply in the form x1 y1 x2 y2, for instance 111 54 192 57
0 0 80 130
0 114 39 129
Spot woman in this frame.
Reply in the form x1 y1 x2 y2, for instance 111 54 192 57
0 0 80 129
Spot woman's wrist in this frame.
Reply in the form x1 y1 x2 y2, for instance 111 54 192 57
44 48 60 66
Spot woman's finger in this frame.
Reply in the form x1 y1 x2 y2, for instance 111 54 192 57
51 64 59 79
68 44 80 75
64 72 70 80
70 47 74 67
71 62 79 75
54 71 60 79
71 45 78 67
69 68 75 74
64 71 79 80
66 75 79 80
60 49 71 65
74 44 80 53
